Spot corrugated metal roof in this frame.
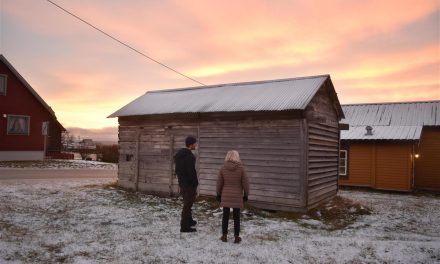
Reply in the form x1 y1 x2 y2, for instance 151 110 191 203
109 75 331 117
341 101 440 126
341 101 439 140
341 125 423 140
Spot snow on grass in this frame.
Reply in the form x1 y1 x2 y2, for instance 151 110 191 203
0 160 117 170
0 179 439 263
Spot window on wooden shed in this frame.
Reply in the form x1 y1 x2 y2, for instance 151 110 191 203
7 115 30 135
0 75 6 95
339 150 347 176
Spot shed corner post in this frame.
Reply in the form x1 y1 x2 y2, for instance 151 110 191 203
196 114 201 197
134 128 142 192
299 118 309 208
337 127 341 192
169 134 175 197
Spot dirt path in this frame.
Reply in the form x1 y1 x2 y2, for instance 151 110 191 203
0 168 117 180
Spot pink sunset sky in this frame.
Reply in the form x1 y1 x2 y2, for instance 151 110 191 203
1 0 439 137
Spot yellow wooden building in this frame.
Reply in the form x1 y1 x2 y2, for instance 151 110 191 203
339 101 440 192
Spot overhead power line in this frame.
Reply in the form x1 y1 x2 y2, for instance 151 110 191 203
46 0 206 86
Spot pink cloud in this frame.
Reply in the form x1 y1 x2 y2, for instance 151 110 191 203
2 0 439 129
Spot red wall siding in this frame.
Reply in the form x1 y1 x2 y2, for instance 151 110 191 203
0 61 56 151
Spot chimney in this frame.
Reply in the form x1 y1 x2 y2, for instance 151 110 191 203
365 126 373 136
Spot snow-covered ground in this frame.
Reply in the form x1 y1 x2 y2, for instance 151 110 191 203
0 179 439 263
0 160 117 170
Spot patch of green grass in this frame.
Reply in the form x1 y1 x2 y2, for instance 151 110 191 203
197 195 372 231
0 220 30 240
253 233 280 242
307 196 372 230
42 243 64 254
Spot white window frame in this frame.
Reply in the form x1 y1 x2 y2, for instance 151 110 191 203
0 74 7 96
7 115 31 135
339 150 347 176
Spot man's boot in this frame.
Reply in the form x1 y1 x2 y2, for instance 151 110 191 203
180 227 197 233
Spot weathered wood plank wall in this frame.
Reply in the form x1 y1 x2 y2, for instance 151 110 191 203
197 114 304 210
116 112 308 211
305 84 340 208
117 115 198 195
116 106 340 212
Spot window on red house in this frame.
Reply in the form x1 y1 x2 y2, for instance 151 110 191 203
7 115 30 135
0 74 6 95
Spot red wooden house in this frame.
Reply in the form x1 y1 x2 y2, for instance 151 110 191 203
0 55 65 161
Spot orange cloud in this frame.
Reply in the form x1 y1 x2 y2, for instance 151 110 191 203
2 0 439 130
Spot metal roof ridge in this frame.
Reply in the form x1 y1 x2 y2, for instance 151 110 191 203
146 74 330 94
342 100 440 106
347 125 424 127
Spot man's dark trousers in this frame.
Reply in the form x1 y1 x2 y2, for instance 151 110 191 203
180 185 197 230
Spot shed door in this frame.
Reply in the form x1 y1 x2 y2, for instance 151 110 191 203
136 125 198 196
136 127 173 194
375 144 412 191
415 128 440 191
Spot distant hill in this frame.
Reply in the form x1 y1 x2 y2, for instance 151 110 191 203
66 127 118 143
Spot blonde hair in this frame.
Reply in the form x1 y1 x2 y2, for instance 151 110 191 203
224 150 241 163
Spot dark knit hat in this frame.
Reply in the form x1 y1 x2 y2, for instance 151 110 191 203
185 136 197 147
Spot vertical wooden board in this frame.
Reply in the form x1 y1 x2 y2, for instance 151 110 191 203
375 143 412 191
299 119 308 207
371 143 376 188
415 128 440 191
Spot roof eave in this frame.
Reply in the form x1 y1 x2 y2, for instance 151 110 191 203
341 138 420 142
0 55 57 117
108 108 305 118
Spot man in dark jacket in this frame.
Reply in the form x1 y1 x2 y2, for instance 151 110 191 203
174 135 199 232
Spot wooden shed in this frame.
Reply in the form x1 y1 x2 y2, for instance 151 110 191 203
339 101 440 192
109 75 345 212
